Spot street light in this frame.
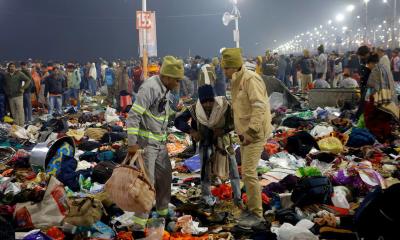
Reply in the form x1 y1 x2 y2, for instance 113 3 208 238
336 13 345 22
346 4 355 12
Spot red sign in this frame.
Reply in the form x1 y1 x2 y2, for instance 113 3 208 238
136 11 152 29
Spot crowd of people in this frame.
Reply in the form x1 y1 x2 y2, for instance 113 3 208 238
246 44 400 95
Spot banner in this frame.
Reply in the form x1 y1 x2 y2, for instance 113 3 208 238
138 11 157 57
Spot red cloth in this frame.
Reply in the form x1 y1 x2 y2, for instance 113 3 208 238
364 100 393 142
46 227 65 240
211 184 233 200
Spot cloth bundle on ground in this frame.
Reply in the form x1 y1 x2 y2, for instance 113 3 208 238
56 156 92 192
100 132 127 143
85 128 108 141
291 176 333 207
285 131 319 157
282 117 311 129
64 197 104 227
42 118 68 133
92 161 118 184
78 141 102 151
78 113 102 124
346 128 376 148
263 175 299 196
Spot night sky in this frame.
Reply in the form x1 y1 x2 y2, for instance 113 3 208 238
0 0 390 61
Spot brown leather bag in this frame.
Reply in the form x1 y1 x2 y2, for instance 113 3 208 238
105 150 155 213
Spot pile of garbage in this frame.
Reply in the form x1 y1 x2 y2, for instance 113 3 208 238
0 94 399 240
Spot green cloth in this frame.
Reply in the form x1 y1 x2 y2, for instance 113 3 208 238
296 167 322 177
160 56 184 79
357 114 366 128
67 70 81 89
3 71 31 98
221 48 243 68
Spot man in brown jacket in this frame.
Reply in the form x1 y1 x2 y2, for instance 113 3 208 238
221 48 272 229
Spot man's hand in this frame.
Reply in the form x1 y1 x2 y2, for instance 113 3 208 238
213 128 224 138
128 144 140 156
190 130 201 142
239 134 253 146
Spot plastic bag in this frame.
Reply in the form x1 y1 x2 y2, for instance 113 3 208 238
10 125 29 140
140 218 165 240
176 215 208 235
273 222 318 240
331 187 350 209
318 137 344 154
105 107 120 123
269 92 285 110
310 125 334 138
14 177 68 229
184 154 201 173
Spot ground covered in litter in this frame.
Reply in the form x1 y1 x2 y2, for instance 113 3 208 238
0 93 399 240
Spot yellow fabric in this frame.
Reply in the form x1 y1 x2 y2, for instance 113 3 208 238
255 56 263 75
241 141 264 218
148 64 159 73
66 129 85 141
85 128 108 141
318 137 344 154
221 48 243 68
231 66 272 142
3 116 13 124
160 56 184 79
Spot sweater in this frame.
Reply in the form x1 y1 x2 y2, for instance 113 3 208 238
44 74 66 96
3 71 31 98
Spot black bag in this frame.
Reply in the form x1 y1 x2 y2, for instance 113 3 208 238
114 146 128 164
291 176 333 207
285 131 319 158
354 184 400 239
0 215 14 240
92 161 117 184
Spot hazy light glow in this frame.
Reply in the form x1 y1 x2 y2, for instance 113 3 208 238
336 14 344 22
346 5 355 12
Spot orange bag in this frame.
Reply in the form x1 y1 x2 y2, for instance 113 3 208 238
105 150 155 213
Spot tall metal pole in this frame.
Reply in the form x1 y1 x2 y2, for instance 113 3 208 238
394 0 397 48
142 0 148 79
365 1 368 43
233 2 240 48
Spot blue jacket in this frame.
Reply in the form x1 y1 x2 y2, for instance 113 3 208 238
105 68 115 86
